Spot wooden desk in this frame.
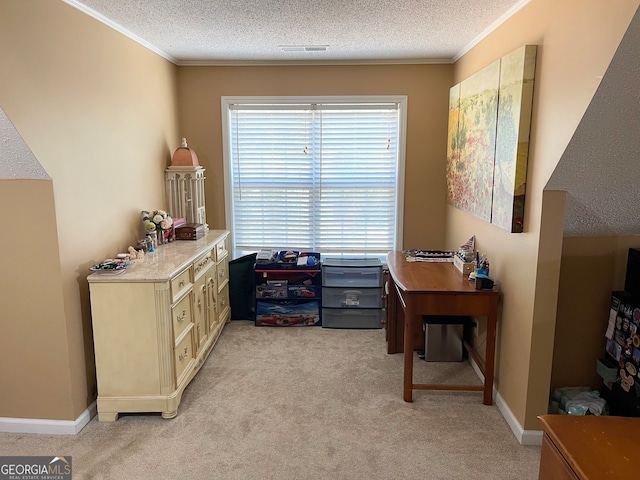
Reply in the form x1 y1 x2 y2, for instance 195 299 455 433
538 414 640 479
386 251 500 405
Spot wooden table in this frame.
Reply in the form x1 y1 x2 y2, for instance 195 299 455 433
538 414 640 479
386 251 500 404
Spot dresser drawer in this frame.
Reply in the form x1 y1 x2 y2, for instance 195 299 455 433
171 267 192 302
174 328 194 384
218 281 230 319
172 293 192 340
217 258 229 291
215 237 228 262
193 251 214 280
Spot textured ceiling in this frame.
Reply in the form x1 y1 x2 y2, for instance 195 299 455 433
64 0 528 65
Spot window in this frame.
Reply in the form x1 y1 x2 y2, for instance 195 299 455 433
221 96 406 259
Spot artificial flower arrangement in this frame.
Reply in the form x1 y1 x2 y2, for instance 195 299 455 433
142 209 174 244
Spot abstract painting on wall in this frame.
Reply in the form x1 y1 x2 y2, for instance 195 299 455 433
446 45 537 233
446 60 500 223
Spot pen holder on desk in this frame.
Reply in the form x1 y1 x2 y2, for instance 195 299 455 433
476 268 489 277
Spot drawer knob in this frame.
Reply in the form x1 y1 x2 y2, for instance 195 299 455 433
176 309 187 322
179 280 185 288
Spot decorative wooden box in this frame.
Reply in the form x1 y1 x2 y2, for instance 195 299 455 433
175 223 205 240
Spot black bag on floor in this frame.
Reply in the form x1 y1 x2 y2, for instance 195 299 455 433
229 253 257 320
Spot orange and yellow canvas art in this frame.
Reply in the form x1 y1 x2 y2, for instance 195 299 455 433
446 60 500 223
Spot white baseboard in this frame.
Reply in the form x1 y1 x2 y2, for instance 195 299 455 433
469 358 543 446
0 401 97 435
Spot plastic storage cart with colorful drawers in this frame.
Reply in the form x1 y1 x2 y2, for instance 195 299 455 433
254 251 322 326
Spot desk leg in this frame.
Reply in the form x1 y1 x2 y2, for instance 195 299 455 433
483 300 498 405
403 299 414 402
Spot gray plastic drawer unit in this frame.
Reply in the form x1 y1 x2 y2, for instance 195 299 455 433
321 258 383 329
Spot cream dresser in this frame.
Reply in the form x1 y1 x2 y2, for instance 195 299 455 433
88 230 230 421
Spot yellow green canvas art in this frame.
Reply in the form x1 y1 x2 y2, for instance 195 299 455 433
446 45 537 233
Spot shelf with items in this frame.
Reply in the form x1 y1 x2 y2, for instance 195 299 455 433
255 250 321 271
254 256 322 327
599 290 640 417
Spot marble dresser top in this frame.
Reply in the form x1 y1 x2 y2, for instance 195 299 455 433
87 230 230 283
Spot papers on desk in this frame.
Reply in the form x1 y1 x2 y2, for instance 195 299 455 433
406 256 453 262
403 249 455 262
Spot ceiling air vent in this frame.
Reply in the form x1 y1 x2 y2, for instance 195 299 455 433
280 45 329 52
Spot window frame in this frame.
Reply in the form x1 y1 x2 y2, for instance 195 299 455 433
220 95 407 259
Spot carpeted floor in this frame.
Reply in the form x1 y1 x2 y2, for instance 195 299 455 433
0 321 541 479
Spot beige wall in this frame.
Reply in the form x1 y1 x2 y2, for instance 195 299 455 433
0 0 179 420
175 64 453 250
0 180 70 418
447 0 640 429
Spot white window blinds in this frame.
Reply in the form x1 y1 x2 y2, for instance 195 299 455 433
224 98 404 257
